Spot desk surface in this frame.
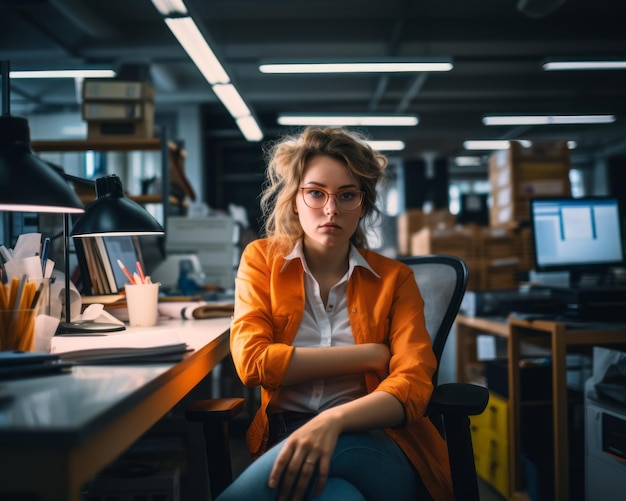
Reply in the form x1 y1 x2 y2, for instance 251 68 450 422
0 316 231 500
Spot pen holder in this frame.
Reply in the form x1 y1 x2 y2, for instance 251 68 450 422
125 283 160 327
0 308 37 351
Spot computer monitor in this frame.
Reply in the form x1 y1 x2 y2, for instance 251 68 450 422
530 196 625 287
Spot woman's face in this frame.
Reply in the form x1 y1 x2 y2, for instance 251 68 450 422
295 154 363 252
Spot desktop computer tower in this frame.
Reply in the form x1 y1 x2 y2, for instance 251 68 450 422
549 286 626 322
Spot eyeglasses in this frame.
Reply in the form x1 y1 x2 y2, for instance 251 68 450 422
299 187 364 211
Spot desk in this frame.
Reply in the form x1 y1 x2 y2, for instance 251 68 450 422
0 317 231 501
456 314 626 501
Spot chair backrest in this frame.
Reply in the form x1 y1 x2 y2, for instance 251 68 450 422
399 255 468 386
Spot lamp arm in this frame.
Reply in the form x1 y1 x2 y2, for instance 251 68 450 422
64 213 71 324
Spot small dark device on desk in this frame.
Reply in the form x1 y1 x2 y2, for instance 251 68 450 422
530 196 626 321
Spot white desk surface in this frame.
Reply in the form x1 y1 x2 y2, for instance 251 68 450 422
0 316 231 501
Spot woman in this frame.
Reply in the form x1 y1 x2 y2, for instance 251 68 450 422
218 127 452 500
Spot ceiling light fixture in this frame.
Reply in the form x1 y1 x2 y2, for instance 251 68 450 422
463 140 577 151
483 115 616 125
454 156 483 167
277 115 419 127
366 140 405 151
150 0 263 141
543 59 626 71
463 140 532 150
260 59 453 74
10 69 116 79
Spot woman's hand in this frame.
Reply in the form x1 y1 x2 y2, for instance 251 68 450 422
268 413 341 501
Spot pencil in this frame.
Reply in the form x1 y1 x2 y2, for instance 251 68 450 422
117 259 135 285
136 261 146 284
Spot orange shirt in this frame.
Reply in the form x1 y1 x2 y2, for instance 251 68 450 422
231 238 453 500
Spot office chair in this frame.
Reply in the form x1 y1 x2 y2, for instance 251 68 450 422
187 254 488 500
400 255 489 500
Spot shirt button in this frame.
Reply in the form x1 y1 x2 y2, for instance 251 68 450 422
351 307 357 313
328 304 334 309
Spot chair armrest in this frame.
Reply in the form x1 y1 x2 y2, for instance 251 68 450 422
186 397 245 423
428 383 489 416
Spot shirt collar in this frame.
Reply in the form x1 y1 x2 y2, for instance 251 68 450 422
282 240 380 278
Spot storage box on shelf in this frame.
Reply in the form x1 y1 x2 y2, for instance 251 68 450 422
396 209 456 256
489 141 571 228
82 79 156 140
410 224 525 290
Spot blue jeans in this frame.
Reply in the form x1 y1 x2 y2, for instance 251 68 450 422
216 426 422 500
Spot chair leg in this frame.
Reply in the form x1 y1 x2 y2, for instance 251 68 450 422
186 397 245 499
443 413 481 501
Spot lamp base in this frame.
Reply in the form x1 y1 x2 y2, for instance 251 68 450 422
57 321 126 335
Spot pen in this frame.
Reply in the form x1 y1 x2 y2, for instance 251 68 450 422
117 259 136 285
30 281 44 310
41 237 50 277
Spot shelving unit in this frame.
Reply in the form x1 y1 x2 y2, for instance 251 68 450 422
456 314 626 500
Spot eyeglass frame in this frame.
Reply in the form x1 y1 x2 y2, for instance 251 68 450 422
299 187 365 211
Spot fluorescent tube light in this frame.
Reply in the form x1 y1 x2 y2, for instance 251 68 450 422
151 1 263 141
11 69 116 79
543 60 626 71
212 83 251 118
463 140 530 150
483 115 616 125
236 116 264 142
164 17 230 84
151 0 188 15
366 140 405 151
277 115 418 126
260 60 453 74
454 156 483 167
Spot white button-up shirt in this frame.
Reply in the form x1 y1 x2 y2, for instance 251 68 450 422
268 241 380 413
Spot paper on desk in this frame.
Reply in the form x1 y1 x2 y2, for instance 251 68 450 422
50 328 188 362
4 255 54 280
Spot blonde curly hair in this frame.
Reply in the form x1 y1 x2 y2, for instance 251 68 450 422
260 127 387 250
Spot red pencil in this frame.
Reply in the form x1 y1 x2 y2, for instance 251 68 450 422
136 261 146 284
117 259 135 285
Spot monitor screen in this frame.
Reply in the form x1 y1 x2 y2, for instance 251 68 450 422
530 197 625 275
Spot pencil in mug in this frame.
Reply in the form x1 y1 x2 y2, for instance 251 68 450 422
16 281 37 351
136 261 146 284
117 259 136 285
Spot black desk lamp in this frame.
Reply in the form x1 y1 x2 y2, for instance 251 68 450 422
0 62 84 215
57 174 165 334
0 61 86 318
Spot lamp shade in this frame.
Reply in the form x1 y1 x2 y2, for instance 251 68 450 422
0 116 84 213
71 174 164 237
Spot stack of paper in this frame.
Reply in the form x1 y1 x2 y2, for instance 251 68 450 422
50 329 189 364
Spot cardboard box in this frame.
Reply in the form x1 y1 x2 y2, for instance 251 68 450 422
82 100 154 121
87 118 154 139
410 225 474 258
489 141 571 228
83 79 155 101
397 209 456 255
